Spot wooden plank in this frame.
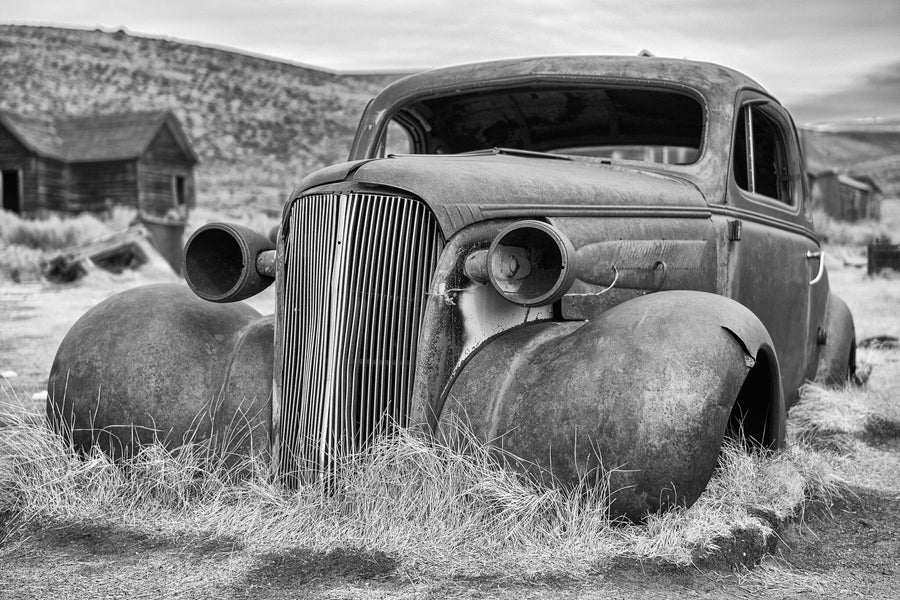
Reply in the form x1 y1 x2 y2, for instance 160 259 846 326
57 225 150 263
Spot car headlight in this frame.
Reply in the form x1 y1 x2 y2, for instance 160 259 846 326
467 220 576 307
183 222 276 303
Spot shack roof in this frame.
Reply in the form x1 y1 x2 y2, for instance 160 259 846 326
0 109 197 163
839 173 882 194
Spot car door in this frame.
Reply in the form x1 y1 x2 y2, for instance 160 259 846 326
725 92 821 408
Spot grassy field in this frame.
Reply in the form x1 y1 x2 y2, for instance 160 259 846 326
1 205 899 598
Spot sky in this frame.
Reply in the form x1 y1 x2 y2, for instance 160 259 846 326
5 0 900 116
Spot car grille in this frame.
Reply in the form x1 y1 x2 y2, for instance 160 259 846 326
276 192 443 479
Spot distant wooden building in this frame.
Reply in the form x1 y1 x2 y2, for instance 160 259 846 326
809 170 882 222
0 109 197 216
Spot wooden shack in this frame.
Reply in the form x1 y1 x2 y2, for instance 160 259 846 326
0 110 197 216
809 170 882 222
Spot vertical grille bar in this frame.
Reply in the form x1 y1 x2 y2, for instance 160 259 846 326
277 192 443 479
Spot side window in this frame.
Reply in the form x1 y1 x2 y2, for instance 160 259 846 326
733 105 793 204
384 120 412 155
375 120 413 157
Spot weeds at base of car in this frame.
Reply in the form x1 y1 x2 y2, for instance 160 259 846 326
0 384 856 580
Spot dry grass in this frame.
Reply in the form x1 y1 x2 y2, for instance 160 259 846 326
736 558 829 596
789 383 872 451
0 209 114 250
812 208 894 246
812 197 900 247
1 230 896 587
0 391 847 580
630 440 842 566
0 206 280 284
0 209 124 282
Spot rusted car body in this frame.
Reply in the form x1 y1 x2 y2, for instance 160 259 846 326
49 56 856 520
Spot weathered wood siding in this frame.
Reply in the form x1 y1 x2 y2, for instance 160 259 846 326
838 184 880 221
137 125 196 216
1 115 195 216
811 171 881 222
35 158 67 211
0 123 38 213
68 160 139 212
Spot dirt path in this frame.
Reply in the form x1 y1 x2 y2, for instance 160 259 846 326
1 481 898 599
0 270 274 410
1 279 132 399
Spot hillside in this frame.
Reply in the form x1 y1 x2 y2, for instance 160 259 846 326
3 24 898 209
800 119 900 196
0 25 400 212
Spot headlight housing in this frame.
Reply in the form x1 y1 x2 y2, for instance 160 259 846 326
183 222 276 303
483 220 576 307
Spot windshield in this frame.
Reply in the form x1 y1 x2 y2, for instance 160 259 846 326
378 85 704 165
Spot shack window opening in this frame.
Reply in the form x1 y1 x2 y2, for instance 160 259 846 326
2 169 21 214
174 175 186 207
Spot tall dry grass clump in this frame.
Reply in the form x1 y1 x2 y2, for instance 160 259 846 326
789 383 872 451
624 441 842 565
0 209 122 282
0 388 848 578
0 206 284 283
0 210 113 250
812 208 894 246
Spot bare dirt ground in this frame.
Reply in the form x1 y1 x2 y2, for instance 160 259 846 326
0 269 275 407
1 247 899 599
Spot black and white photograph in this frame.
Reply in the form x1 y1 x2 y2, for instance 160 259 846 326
1 1 898 597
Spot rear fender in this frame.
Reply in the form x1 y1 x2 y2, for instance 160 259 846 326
441 290 784 519
814 293 856 385
47 284 273 457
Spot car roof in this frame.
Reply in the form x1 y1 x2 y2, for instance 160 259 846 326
370 55 768 109
348 56 777 203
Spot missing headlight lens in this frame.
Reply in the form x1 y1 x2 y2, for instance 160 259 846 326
487 221 575 307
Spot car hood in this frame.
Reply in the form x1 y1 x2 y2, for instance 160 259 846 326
294 152 711 237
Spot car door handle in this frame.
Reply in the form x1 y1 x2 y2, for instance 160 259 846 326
807 250 825 285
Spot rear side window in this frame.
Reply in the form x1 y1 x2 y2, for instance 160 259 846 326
733 105 793 204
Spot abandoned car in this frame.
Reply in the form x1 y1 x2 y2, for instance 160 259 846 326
49 56 856 519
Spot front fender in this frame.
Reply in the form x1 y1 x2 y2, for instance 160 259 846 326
441 290 782 519
47 283 273 457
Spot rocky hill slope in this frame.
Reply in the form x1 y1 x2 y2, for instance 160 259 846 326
0 25 400 211
2 24 897 207
800 119 900 196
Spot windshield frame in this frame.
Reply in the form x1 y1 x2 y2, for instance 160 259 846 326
378 83 707 167
355 78 710 170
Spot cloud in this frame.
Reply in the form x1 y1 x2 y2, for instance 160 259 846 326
787 60 900 123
